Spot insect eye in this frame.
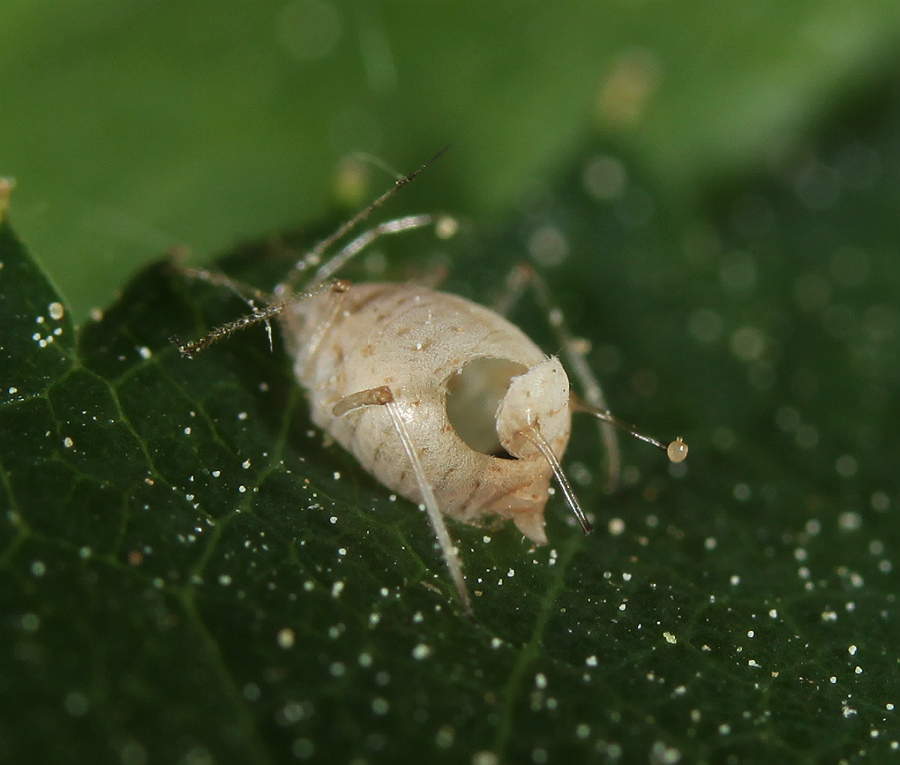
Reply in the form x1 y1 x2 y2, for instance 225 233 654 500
445 357 527 458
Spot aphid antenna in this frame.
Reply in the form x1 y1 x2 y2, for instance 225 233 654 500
346 151 414 182
571 395 689 464
284 143 452 290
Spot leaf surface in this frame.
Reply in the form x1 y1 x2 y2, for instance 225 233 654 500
1 96 899 765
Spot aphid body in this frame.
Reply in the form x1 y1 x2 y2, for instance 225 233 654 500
282 282 570 547
174 151 687 617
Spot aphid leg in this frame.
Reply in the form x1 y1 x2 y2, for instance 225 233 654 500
171 279 351 359
495 263 622 490
173 265 280 351
306 214 434 287
279 209 458 293
570 395 689 463
175 264 274 307
522 425 593 534
331 385 474 620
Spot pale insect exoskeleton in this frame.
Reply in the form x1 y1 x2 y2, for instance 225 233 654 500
172 150 688 619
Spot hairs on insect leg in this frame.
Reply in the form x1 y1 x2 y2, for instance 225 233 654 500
174 265 282 350
170 279 350 359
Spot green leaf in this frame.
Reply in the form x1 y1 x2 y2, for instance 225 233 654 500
2 94 899 765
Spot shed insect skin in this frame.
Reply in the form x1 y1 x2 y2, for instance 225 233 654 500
282 283 571 546
172 151 688 619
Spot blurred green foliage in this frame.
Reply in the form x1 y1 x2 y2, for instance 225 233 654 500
2 1 899 320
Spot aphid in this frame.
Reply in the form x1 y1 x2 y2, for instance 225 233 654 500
172 150 688 617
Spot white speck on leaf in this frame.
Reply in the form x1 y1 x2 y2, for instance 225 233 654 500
839 511 862 531
411 643 433 660
472 751 499 765
277 628 295 649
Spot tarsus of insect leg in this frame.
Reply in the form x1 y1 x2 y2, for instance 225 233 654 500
571 395 689 463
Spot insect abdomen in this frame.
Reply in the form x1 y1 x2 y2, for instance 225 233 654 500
280 283 571 542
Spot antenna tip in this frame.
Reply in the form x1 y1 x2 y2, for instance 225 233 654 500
666 437 688 463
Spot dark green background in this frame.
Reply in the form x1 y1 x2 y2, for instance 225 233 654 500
1 3 899 764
